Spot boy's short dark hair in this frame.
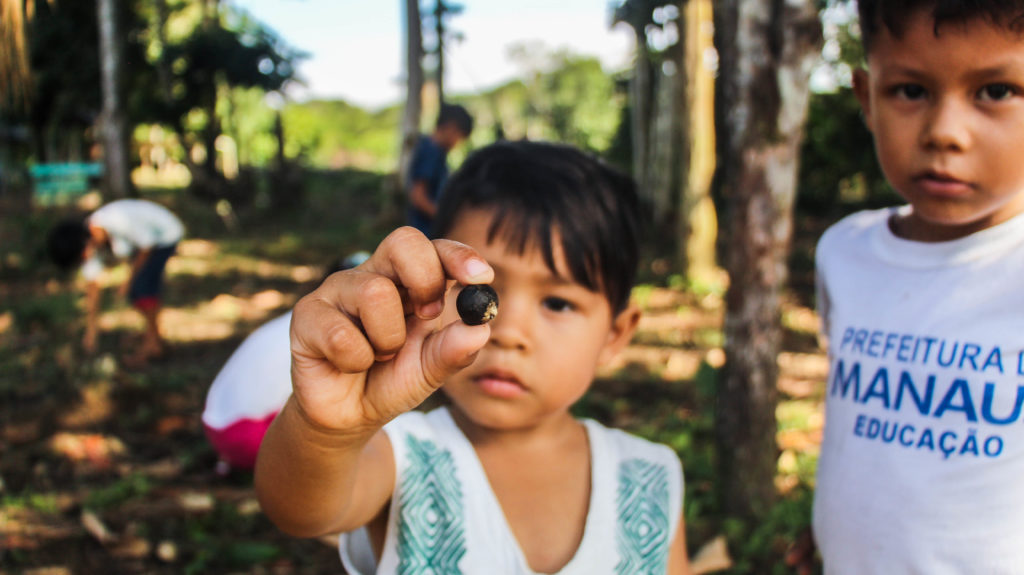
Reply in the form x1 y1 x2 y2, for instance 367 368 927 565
858 0 1024 53
436 103 474 138
47 218 90 270
433 140 644 313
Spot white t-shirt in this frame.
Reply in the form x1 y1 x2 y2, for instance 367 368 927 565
340 407 684 575
82 199 184 280
813 206 1024 574
202 312 293 430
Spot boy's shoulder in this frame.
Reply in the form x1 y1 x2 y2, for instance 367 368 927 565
816 206 896 259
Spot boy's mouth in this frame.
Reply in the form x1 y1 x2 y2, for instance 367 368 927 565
914 170 973 196
473 368 526 398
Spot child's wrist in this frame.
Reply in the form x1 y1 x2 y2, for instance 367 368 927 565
285 398 381 450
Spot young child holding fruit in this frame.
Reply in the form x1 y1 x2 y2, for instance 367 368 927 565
255 140 692 574
809 1 1024 572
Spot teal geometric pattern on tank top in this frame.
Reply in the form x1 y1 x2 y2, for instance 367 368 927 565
397 434 466 575
615 458 670 575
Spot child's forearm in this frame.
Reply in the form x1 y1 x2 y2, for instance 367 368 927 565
128 248 151 285
84 281 100 336
254 396 385 538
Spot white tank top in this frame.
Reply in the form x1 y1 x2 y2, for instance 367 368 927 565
340 407 683 574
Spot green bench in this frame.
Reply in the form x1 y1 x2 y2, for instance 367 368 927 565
29 162 104 205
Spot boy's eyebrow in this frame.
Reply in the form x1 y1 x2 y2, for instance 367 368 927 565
489 259 581 289
875 60 1024 82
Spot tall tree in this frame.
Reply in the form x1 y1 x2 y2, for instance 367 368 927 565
613 0 656 198
97 0 133 198
712 0 821 520
398 0 424 187
427 0 462 106
1 0 37 110
678 0 717 282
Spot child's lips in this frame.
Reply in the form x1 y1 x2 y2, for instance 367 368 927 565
914 171 974 197
473 369 526 398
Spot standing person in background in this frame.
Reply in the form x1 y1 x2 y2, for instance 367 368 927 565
47 198 184 366
808 1 1024 572
406 103 474 237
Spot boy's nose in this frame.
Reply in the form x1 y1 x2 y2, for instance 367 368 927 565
486 297 530 351
921 96 969 152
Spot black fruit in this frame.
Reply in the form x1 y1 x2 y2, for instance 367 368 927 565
456 284 498 325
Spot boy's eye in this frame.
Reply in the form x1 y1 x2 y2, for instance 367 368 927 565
979 83 1015 101
542 296 575 313
895 84 927 100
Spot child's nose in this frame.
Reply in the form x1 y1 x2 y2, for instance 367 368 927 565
486 296 530 351
921 96 970 152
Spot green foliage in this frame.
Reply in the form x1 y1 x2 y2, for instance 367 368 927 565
540 53 622 152
724 486 817 574
282 100 401 170
84 474 152 510
798 87 896 216
2 492 60 514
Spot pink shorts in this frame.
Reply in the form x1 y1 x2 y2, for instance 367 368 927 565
203 412 278 470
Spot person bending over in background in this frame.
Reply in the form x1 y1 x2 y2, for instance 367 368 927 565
47 198 184 367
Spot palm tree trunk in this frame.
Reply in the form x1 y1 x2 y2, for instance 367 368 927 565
97 0 133 198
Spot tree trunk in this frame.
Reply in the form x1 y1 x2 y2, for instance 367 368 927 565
679 0 717 282
712 0 821 520
398 0 424 188
630 26 652 199
97 0 133 198
433 0 445 105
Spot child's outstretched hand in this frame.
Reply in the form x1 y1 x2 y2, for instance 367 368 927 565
288 227 494 435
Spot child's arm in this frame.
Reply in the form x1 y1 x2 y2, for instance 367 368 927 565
254 227 494 538
668 511 693 575
121 248 152 296
83 280 100 353
409 179 437 217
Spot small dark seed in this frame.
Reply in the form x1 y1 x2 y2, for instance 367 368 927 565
456 284 499 325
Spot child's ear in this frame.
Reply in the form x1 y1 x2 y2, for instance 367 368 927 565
598 303 641 366
852 68 874 132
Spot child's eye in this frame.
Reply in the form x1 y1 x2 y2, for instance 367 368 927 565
978 83 1016 101
542 297 576 313
894 84 927 100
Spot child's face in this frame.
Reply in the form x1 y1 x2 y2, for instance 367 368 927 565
854 9 1024 240
439 209 638 431
435 123 466 150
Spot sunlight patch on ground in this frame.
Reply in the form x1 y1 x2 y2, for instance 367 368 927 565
160 290 296 343
166 239 318 283
96 289 296 344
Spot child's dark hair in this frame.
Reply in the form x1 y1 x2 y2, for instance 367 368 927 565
47 218 90 270
433 140 644 313
858 0 1024 52
436 103 474 138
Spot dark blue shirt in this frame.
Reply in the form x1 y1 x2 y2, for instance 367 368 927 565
407 135 449 237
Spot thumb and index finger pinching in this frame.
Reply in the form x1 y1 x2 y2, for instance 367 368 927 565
361 228 493 320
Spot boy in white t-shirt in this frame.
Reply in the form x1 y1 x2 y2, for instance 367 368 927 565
810 1 1024 572
255 141 693 574
47 198 184 365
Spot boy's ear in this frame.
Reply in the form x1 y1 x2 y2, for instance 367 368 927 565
598 303 641 366
852 68 874 132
